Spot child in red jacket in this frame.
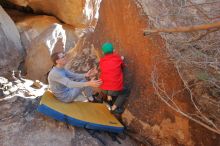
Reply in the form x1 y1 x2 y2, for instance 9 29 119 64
99 42 128 114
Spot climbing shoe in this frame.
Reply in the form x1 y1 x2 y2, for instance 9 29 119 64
92 97 103 103
92 93 103 103
111 108 124 115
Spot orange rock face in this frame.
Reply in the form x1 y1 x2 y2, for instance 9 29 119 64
84 0 220 145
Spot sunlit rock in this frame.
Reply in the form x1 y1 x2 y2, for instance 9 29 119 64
65 37 99 73
6 11 80 82
0 6 24 76
0 77 136 146
6 10 79 53
9 0 102 27
8 0 28 6
23 23 77 83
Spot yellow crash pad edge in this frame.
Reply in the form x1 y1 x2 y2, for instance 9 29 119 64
40 91 123 128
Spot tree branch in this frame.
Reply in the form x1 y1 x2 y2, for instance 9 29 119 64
144 22 220 35
151 67 220 135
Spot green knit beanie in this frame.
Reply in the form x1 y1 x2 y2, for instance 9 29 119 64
101 42 114 54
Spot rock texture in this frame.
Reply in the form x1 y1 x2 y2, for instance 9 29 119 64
8 0 102 27
6 10 80 82
1 0 220 145
23 23 73 83
137 0 220 138
0 77 136 146
65 37 99 73
0 6 24 76
74 0 220 145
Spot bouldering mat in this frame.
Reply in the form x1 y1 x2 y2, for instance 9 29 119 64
38 91 124 133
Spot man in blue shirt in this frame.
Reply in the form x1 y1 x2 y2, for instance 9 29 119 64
48 52 102 102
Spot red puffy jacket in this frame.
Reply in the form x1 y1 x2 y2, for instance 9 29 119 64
99 53 124 91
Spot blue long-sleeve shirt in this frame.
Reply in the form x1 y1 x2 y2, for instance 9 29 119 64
48 67 88 99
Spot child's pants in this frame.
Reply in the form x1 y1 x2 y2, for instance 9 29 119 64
102 88 130 108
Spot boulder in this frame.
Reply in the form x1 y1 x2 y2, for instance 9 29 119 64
0 77 136 146
65 37 99 73
6 10 79 53
6 11 80 82
0 6 24 76
8 0 102 27
81 0 220 145
23 23 77 83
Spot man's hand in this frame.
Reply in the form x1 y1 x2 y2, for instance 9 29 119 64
86 78 102 88
85 67 98 78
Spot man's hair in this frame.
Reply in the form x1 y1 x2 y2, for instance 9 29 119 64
51 52 62 65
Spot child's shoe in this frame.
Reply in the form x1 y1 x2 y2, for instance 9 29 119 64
111 107 124 115
92 93 103 103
